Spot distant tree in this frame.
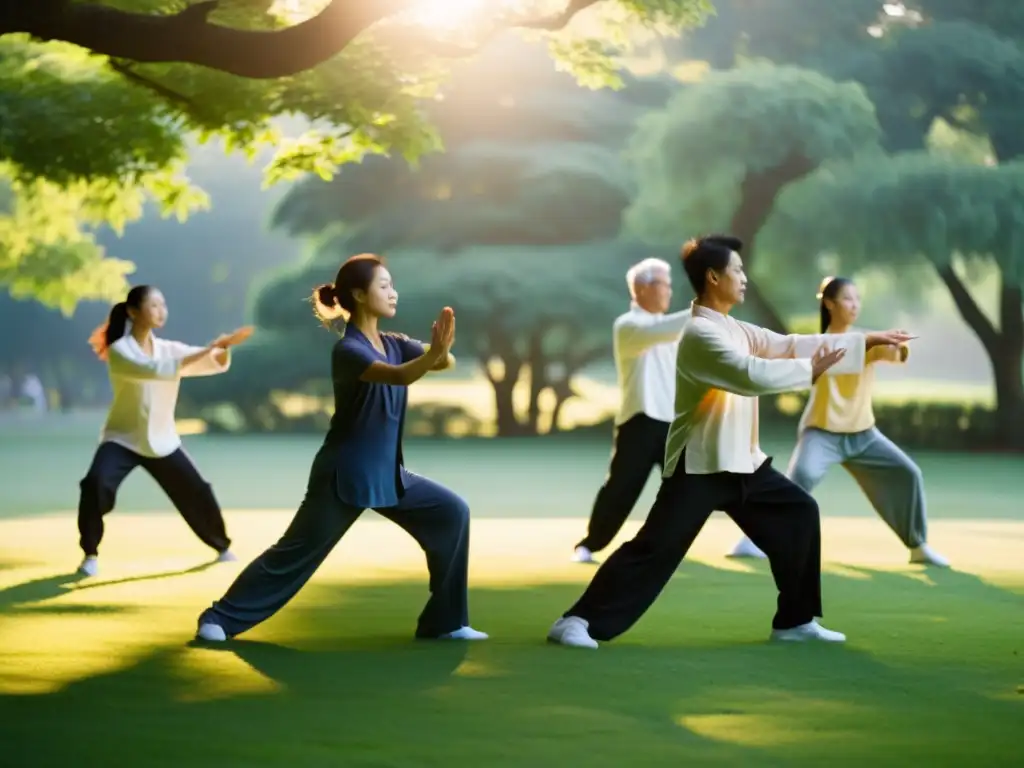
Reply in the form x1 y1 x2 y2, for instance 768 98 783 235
764 153 1024 445
188 39 674 434
624 63 881 331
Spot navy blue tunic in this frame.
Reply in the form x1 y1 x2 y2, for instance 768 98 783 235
310 326 425 508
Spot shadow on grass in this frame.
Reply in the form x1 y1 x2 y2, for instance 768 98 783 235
0 559 1020 768
0 559 221 614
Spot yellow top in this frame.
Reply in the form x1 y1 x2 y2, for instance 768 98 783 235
798 339 909 434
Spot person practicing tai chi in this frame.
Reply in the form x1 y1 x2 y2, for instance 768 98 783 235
728 276 948 567
572 258 690 564
547 235 917 649
78 285 253 577
196 253 487 643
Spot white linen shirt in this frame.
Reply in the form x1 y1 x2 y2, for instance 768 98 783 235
101 335 230 458
664 302 866 476
613 305 691 425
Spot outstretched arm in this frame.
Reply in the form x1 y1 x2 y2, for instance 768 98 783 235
168 343 231 378
679 321 813 397
108 341 216 382
738 321 866 374
868 343 910 364
617 310 691 357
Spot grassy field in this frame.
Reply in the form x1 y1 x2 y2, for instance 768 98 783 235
0 414 1021 767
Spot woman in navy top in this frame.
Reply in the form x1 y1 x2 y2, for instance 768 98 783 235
196 254 487 642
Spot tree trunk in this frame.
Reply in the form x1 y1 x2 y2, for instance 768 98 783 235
478 316 533 437
728 154 816 333
525 326 547 435
938 265 1024 449
548 379 578 433
992 283 1024 448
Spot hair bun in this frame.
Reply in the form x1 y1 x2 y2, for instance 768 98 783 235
315 283 337 306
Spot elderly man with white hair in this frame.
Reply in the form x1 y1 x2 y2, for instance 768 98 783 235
572 257 691 564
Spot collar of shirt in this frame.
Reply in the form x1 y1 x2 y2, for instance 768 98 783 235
689 301 732 327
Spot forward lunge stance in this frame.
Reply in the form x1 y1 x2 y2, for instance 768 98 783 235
78 285 252 576
547 236 916 649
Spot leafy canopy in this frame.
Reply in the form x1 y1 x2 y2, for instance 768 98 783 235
0 0 711 311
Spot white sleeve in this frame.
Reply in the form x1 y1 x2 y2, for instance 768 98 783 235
166 342 231 378
616 310 691 357
679 321 813 397
738 322 866 375
107 341 181 381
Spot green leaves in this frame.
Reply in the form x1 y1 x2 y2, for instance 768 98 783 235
624 63 883 242
0 0 715 311
765 153 1024 284
0 163 209 313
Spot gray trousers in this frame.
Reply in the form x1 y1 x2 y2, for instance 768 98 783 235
788 427 927 548
199 468 471 639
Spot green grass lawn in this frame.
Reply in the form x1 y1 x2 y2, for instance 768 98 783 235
0 413 1021 767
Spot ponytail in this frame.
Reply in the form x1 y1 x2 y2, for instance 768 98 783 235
87 303 129 361
818 303 832 334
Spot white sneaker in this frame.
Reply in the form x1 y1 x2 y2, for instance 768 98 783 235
727 536 767 559
196 623 227 642
78 556 98 577
547 616 599 649
770 620 846 643
440 626 489 640
572 546 596 564
216 550 238 563
910 544 950 568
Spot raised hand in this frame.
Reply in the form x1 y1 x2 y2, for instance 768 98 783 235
811 344 847 384
211 326 255 349
430 307 455 357
865 329 917 349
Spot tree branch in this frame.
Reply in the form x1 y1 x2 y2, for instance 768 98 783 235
108 60 202 117
517 0 603 30
2 0 608 80
3 0 418 79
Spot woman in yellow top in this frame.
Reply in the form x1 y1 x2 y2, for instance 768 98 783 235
729 276 949 567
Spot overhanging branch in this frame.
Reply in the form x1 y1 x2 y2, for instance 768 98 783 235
108 60 202 117
2 0 608 80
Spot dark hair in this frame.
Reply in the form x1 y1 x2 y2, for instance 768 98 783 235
817 276 854 332
87 285 154 360
680 234 743 296
311 253 385 328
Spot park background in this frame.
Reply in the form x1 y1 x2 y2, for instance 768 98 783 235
0 2 1021 767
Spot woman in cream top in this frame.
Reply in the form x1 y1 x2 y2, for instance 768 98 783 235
729 277 949 567
78 285 252 577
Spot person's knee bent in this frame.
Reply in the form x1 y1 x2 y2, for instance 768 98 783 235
903 461 925 494
447 494 471 530
79 472 115 509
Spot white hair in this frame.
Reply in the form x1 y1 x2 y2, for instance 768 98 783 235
626 258 672 299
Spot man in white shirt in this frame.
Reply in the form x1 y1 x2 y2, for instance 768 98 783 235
548 235 915 649
573 258 690 564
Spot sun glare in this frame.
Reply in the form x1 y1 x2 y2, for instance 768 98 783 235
406 0 510 31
